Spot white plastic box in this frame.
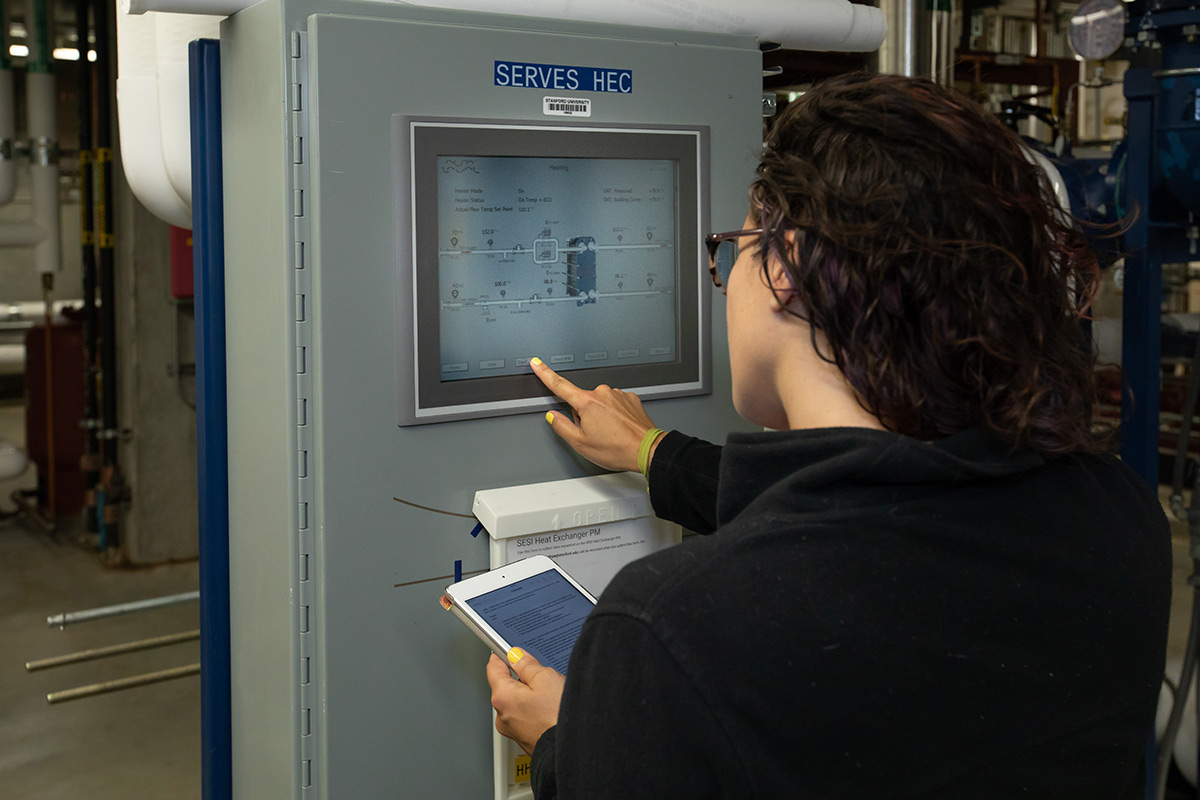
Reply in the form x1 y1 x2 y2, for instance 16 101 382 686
472 472 682 799
473 471 682 595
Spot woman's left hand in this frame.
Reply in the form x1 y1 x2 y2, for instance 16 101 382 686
486 648 565 755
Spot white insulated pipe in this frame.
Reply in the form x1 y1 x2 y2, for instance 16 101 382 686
122 0 888 53
0 70 60 274
417 0 888 52
120 0 246 14
116 5 192 228
0 68 14 206
115 0 885 227
155 13 219 205
27 71 60 274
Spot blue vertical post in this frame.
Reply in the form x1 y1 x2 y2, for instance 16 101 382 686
1123 67 1163 800
190 38 231 800
1122 68 1162 489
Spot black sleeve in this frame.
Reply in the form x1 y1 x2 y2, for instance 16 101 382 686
531 610 740 800
530 727 559 800
646 431 722 534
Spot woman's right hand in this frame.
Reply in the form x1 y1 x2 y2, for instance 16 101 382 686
530 357 662 473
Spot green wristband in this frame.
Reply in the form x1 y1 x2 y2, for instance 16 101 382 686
637 428 667 478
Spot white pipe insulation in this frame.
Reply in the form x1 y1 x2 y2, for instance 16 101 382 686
0 70 61 274
122 0 887 51
116 6 193 229
116 0 885 228
0 68 14 206
156 13 219 205
27 71 60 275
413 0 888 52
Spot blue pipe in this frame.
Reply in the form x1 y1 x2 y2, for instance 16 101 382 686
190 38 232 800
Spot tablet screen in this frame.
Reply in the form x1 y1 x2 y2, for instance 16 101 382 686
465 568 595 674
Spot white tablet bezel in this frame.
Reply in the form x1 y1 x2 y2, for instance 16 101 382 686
441 555 598 662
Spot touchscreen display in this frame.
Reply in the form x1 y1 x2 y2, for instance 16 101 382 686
436 155 677 382
465 568 595 674
400 120 707 425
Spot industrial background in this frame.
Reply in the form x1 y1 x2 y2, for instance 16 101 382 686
1 0 1198 798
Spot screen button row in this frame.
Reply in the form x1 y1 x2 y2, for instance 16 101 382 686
442 347 672 374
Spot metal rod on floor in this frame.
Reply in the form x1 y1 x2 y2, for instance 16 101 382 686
47 590 200 628
26 629 200 671
46 663 200 705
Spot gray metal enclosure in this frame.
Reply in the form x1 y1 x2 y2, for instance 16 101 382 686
219 2 762 796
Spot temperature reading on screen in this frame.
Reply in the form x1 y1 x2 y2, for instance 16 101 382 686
436 156 677 381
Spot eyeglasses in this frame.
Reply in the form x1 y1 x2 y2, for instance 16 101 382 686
704 228 764 292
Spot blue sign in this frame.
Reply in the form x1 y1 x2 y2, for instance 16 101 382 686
494 60 632 94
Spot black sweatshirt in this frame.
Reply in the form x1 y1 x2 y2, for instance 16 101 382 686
529 427 1171 799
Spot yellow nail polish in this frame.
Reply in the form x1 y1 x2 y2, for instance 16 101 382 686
507 647 525 664
545 411 554 424
530 357 543 366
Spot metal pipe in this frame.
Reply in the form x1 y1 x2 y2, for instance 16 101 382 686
77 0 99 536
902 0 919 77
47 590 200 628
26 629 200 671
46 663 200 704
94 0 121 551
41 278 56 523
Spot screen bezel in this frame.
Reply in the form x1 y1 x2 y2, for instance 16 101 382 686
397 118 710 425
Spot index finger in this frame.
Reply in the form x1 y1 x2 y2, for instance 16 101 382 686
530 357 584 405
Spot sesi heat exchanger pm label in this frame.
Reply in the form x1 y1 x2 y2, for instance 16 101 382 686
494 60 633 94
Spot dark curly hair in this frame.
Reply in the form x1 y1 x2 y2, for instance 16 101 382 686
749 73 1101 456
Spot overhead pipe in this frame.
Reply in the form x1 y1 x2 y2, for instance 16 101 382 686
156 14 218 205
116 7 191 228
114 0 883 231
114 5 218 229
122 0 888 51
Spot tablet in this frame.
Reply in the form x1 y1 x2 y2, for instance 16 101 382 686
440 555 597 675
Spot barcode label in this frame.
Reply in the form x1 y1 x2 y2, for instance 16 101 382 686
543 96 592 117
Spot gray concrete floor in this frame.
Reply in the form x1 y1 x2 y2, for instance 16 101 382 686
0 401 200 799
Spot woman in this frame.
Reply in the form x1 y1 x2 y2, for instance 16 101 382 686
486 73 1171 799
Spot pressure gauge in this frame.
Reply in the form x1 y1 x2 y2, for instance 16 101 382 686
1069 0 1127 60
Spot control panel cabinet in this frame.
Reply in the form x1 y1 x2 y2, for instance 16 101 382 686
219 1 762 796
